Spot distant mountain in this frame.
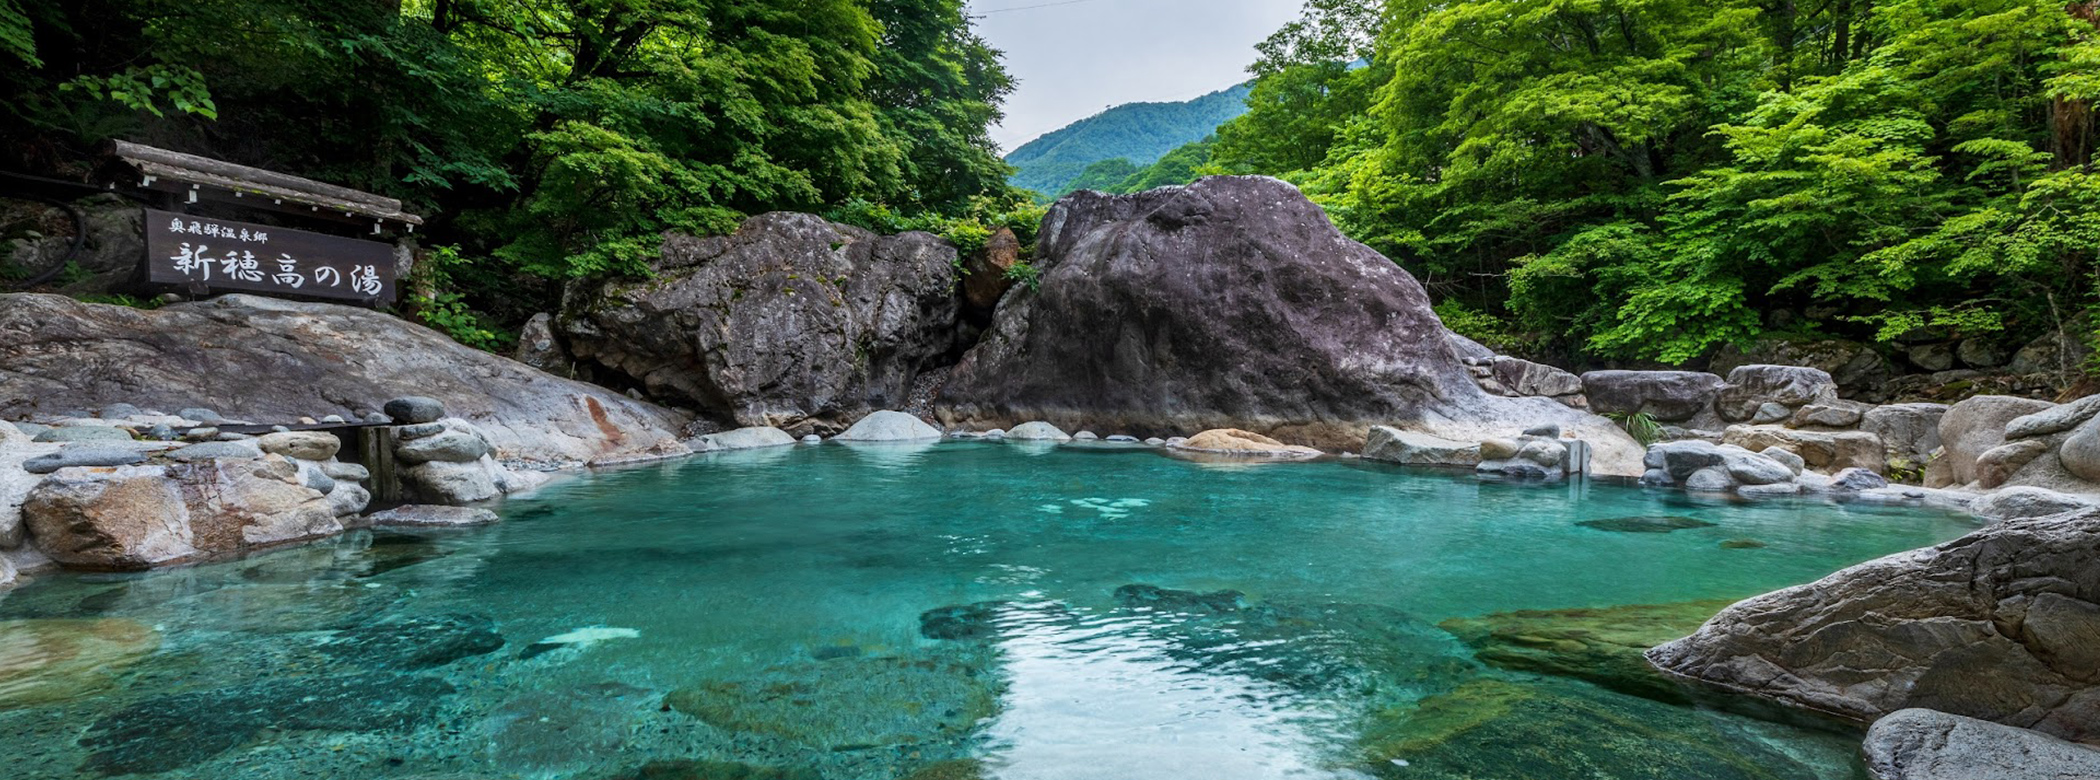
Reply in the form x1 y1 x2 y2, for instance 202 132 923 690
1005 83 1251 200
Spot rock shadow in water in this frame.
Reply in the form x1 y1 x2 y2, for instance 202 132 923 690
1577 516 1719 533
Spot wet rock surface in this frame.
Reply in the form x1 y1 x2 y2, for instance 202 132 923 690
0 618 161 709
1441 600 1737 702
1355 677 1825 780
1647 508 2100 743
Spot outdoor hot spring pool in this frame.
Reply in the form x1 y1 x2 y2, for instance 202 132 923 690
0 441 1982 780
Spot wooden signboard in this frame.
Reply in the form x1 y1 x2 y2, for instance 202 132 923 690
144 208 396 305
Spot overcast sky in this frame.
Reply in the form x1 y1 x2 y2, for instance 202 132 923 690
968 0 1304 153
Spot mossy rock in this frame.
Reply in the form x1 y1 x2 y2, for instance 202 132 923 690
897 759 987 780
0 618 161 709
664 652 1000 751
1356 677 1821 780
1438 599 1738 702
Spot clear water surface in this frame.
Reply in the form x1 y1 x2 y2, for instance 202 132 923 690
0 442 1982 780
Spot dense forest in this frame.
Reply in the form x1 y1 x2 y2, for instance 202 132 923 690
4 0 2097 376
0 0 1038 341
1147 0 2100 372
1002 83 1250 198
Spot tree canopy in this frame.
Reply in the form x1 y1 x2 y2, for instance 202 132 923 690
1216 0 2100 368
2 0 1024 332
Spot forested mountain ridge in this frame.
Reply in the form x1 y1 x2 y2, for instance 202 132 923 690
1004 83 1251 199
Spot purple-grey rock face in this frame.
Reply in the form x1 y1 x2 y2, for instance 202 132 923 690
0 294 688 466
933 176 1642 471
1645 509 2100 744
562 213 958 436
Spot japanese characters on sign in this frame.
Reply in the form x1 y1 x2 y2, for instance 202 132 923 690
144 208 395 304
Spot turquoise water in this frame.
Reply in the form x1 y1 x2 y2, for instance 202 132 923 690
0 442 1981 780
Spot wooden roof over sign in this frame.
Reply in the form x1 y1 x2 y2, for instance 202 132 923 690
106 140 424 229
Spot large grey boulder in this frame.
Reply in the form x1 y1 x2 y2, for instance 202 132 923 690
1863 403 1950 464
1578 370 1724 422
22 457 338 570
563 213 958 437
1722 425 1885 473
1863 709 2100 780
834 410 942 442
1971 486 2095 522
1712 338 1896 402
933 177 1643 474
0 294 688 466
2006 394 2100 440
24 445 148 474
699 426 798 450
0 422 54 549
1005 421 1073 442
1487 357 1583 398
1932 395 2059 487
1715 365 1838 422
1363 426 1480 467
1647 509 2100 743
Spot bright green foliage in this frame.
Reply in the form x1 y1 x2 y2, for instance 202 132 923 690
1067 158 1142 192
1004 84 1251 200
1116 139 1218 192
1231 0 2100 365
1 0 1021 343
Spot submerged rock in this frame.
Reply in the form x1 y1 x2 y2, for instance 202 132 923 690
663 652 999 751
79 672 455 774
604 760 821 780
1647 509 2100 743
364 504 501 527
1862 708 2100 780
319 612 505 670
481 682 657 776
919 601 1007 641
0 618 161 709
1356 677 1819 780
1113 583 1246 614
1576 516 1717 534
1440 600 1737 702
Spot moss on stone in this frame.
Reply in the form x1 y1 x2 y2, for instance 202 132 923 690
1438 599 1738 702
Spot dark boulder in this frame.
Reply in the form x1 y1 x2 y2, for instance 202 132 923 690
1579 370 1724 422
960 226 1022 314
563 213 959 436
933 177 1642 472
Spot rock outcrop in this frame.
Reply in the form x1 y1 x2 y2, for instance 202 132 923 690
1579 370 1724 423
22 457 342 570
934 177 1643 474
1646 508 2100 744
0 294 687 466
1862 709 2100 780
562 213 959 436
